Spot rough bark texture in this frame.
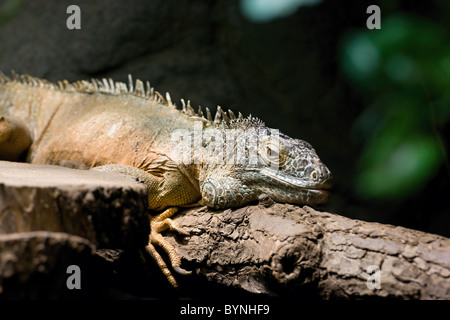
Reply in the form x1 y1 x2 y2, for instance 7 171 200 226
169 196 450 299
1 161 449 299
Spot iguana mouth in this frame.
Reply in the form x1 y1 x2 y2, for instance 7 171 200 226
260 168 332 190
303 188 331 202
259 168 332 204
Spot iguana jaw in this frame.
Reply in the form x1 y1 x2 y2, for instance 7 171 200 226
259 168 332 204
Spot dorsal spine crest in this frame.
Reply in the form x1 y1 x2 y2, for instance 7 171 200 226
1 71 263 128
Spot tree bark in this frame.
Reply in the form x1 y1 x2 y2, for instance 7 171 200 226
169 195 450 299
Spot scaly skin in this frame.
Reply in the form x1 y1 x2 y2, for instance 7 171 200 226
0 72 332 287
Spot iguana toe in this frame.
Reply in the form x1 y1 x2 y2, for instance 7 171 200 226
148 207 191 287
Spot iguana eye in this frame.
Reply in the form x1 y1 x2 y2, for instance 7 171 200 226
267 146 277 157
266 146 278 160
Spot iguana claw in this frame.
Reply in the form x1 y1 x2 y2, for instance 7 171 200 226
173 266 192 276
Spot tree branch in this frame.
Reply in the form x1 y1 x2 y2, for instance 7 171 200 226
169 195 450 299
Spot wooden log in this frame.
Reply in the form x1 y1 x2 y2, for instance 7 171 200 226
0 160 150 298
168 196 450 299
0 160 149 248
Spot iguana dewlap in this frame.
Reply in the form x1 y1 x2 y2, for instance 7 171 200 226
0 72 332 287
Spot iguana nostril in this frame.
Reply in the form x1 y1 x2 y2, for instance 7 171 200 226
311 170 318 180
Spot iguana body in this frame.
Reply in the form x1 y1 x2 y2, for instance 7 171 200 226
0 72 332 287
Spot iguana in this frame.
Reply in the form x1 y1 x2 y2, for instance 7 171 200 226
0 72 332 287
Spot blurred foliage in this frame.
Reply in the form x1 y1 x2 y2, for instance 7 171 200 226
240 0 323 22
0 0 24 25
340 13 450 200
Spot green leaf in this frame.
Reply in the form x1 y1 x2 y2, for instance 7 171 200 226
355 134 443 200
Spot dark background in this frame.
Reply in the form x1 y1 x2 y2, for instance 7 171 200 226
0 0 448 239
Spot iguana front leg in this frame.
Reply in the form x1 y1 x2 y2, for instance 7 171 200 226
93 164 199 287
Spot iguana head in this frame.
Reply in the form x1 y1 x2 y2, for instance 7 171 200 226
251 132 332 205
197 114 332 209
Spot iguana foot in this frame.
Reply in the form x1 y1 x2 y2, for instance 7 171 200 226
145 207 191 287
